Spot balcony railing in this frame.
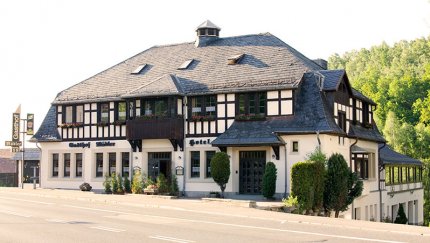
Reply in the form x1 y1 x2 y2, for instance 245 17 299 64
126 117 184 140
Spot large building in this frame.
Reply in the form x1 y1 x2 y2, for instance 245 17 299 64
32 21 423 224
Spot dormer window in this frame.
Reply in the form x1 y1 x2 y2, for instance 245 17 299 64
131 64 147 74
178 59 194 70
228 54 244 65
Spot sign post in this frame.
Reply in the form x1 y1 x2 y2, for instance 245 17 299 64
5 106 34 189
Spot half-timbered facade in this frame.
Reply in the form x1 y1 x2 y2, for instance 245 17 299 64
32 20 423 224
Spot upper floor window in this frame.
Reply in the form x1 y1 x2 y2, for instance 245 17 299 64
143 98 168 117
63 105 84 124
237 92 266 115
100 103 109 123
362 102 370 125
189 95 216 117
65 106 73 123
354 154 369 179
338 111 346 132
116 102 126 121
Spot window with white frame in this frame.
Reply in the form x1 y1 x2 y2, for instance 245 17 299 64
76 153 83 177
191 151 200 178
206 151 215 178
64 153 71 177
96 153 103 177
52 153 59 177
65 106 73 123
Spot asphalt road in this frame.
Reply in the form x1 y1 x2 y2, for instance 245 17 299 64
0 189 429 243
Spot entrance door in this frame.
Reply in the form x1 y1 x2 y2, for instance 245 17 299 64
239 151 266 194
148 152 171 181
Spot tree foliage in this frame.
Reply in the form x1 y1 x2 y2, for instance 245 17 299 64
210 152 231 198
262 162 277 199
324 153 362 218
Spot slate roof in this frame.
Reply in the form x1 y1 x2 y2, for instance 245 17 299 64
351 88 376 105
52 32 323 104
11 148 41 161
124 74 183 98
31 106 61 142
348 123 385 143
212 72 345 146
379 144 422 166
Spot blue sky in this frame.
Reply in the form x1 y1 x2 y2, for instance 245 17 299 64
0 0 429 148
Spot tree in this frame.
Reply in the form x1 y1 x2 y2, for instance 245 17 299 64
394 204 408 224
116 173 124 194
103 174 112 194
131 170 143 194
111 172 118 194
170 174 180 196
324 153 362 218
156 174 169 194
210 152 230 198
307 148 327 211
123 175 131 193
262 162 277 199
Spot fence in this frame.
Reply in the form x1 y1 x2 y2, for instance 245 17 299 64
0 173 18 187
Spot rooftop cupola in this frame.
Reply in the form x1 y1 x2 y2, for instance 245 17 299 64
195 20 221 47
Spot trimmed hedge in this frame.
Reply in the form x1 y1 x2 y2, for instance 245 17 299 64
291 161 315 212
262 162 277 199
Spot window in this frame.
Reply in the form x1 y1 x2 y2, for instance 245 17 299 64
237 92 266 115
206 151 215 178
178 59 194 70
100 103 109 123
385 166 392 185
76 105 84 123
191 151 200 178
52 153 59 177
122 152 130 177
401 167 407 183
292 141 299 152
109 152 116 176
189 96 217 118
96 153 103 177
143 98 168 116
117 102 126 121
354 154 369 179
363 102 369 125
131 64 147 74
65 106 73 123
64 153 70 177
76 153 83 177
338 111 347 132
228 54 244 65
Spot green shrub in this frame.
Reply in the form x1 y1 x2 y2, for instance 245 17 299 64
156 174 169 194
210 152 231 198
262 162 277 199
124 175 131 193
291 161 315 213
394 204 408 224
103 174 112 194
131 170 143 194
111 172 118 194
116 173 124 194
307 148 326 211
324 153 362 218
170 174 180 196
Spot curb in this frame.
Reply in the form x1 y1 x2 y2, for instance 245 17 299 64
201 198 257 208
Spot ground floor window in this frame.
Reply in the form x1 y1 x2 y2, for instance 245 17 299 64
76 153 83 177
122 152 130 177
96 153 103 177
64 153 71 177
206 151 215 178
52 153 59 177
109 152 116 176
353 153 369 179
191 151 200 178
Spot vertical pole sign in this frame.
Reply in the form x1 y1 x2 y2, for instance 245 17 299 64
27 113 34 135
12 111 20 153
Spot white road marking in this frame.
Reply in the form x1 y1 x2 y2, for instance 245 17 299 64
63 204 409 243
89 226 125 233
0 209 31 218
46 218 68 223
149 235 195 243
0 196 54 205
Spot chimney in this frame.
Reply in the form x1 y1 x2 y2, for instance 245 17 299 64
195 20 221 47
313 59 328 70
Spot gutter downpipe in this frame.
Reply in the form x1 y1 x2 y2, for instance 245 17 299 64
35 142 42 188
378 142 386 222
182 96 187 196
349 137 359 220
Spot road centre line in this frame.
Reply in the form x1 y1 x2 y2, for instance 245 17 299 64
63 204 408 243
0 209 31 218
149 235 195 243
0 196 54 205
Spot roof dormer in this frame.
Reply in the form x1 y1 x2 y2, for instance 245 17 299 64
195 20 221 47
